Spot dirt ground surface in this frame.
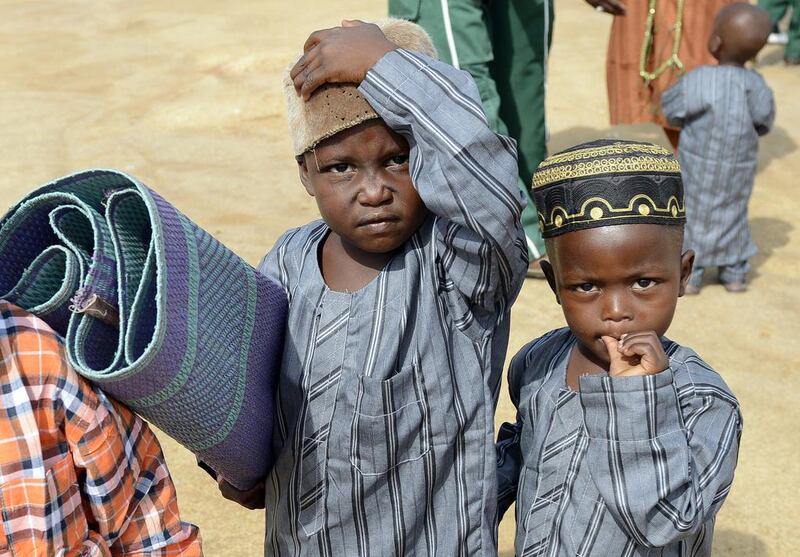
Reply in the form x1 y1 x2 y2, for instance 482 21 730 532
2 0 798 555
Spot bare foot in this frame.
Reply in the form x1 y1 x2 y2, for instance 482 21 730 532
722 281 747 293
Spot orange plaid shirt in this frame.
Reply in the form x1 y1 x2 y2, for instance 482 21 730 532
0 301 202 556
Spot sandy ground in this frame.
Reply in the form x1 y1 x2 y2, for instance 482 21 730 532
1 0 798 555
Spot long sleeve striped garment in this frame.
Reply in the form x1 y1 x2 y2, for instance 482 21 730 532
0 300 202 556
496 328 742 557
661 66 775 270
257 49 528 556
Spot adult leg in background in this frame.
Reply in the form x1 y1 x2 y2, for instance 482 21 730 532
784 0 800 63
389 0 548 261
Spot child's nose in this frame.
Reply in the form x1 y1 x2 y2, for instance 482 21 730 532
602 292 633 322
357 179 393 206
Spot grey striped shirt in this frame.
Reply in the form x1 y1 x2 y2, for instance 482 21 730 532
662 65 775 268
258 49 527 556
497 328 742 556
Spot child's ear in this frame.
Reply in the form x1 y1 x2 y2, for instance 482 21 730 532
708 34 723 58
297 155 315 197
678 249 695 297
540 259 561 305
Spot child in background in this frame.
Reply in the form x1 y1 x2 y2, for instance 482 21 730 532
218 19 527 555
496 140 742 556
662 3 774 294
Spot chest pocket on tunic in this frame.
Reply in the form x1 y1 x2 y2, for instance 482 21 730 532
0 453 89 554
350 364 431 476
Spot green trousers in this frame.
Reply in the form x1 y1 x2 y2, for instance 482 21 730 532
759 0 800 59
388 0 554 260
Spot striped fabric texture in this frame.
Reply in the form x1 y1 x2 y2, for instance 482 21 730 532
662 65 775 269
0 300 201 556
257 49 528 556
497 328 742 556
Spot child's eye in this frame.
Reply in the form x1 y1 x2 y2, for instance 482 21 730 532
328 163 354 173
576 283 597 293
387 154 409 166
633 278 656 290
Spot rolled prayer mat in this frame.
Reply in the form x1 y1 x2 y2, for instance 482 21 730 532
0 169 287 490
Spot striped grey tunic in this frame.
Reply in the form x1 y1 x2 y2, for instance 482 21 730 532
497 328 742 556
258 49 527 556
662 65 775 268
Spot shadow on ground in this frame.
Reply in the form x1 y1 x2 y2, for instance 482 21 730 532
749 216 793 278
714 529 769 556
758 126 797 172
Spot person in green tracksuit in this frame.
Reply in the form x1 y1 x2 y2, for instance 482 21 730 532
389 0 554 272
759 0 800 63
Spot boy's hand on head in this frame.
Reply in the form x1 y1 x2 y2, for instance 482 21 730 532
217 476 266 510
601 332 669 377
290 20 397 100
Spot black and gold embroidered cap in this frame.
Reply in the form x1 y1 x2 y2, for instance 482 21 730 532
532 139 685 238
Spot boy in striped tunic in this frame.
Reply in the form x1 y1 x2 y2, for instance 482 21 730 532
662 3 775 294
217 19 527 556
497 140 742 556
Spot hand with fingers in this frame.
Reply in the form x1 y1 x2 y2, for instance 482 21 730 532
217 477 266 510
600 331 669 378
585 0 626 15
290 19 398 101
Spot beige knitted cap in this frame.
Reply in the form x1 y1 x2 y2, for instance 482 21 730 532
284 18 437 156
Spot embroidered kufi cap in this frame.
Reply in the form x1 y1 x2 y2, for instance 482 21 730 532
532 139 686 238
283 18 437 156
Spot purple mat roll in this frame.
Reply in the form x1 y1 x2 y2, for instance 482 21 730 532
0 169 287 489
